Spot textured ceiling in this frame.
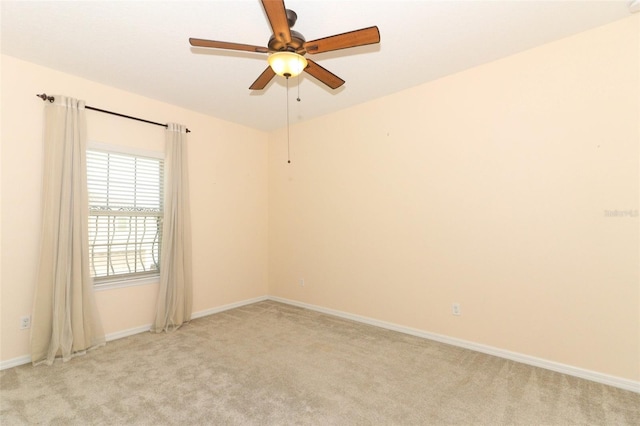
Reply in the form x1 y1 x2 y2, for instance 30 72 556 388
1 1 635 131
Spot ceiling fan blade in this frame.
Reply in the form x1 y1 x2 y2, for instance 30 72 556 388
304 59 345 90
261 0 291 45
249 66 277 90
304 26 380 54
189 38 269 54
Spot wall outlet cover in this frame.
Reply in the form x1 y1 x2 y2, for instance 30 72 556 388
452 303 461 316
20 315 31 329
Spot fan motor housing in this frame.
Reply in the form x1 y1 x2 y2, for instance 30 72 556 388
268 30 305 52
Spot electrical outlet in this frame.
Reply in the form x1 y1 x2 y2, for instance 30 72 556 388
452 303 461 316
20 315 31 329
299 278 305 287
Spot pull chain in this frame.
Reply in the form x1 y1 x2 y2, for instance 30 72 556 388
286 77 291 164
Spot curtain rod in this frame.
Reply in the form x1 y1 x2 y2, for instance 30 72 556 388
36 93 191 133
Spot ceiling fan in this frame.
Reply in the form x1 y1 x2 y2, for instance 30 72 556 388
189 0 380 90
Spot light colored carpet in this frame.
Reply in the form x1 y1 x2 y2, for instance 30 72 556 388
1 300 638 425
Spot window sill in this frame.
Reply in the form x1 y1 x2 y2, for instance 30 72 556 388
94 275 160 291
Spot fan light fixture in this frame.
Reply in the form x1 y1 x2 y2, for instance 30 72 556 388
268 51 308 78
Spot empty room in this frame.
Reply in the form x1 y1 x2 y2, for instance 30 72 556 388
1 0 639 424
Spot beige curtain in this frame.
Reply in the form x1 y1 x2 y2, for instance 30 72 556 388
152 123 192 332
31 96 105 366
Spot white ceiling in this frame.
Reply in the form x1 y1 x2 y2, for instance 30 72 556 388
1 1 635 132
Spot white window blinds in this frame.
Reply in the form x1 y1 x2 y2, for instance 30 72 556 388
87 149 164 282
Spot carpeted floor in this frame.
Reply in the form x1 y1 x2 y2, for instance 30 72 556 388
1 300 639 425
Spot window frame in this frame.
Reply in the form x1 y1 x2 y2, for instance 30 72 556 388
87 141 165 291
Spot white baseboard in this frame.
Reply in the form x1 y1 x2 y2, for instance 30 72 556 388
104 295 269 341
0 355 32 370
0 295 270 371
4 294 637 394
191 295 269 319
268 296 640 394
0 326 156 370
105 324 151 341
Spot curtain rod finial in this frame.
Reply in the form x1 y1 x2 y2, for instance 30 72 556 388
36 93 54 103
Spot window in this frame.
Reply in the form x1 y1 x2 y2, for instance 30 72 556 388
87 147 164 285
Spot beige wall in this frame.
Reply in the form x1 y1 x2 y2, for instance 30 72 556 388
1 15 638 384
0 55 269 361
269 16 639 381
